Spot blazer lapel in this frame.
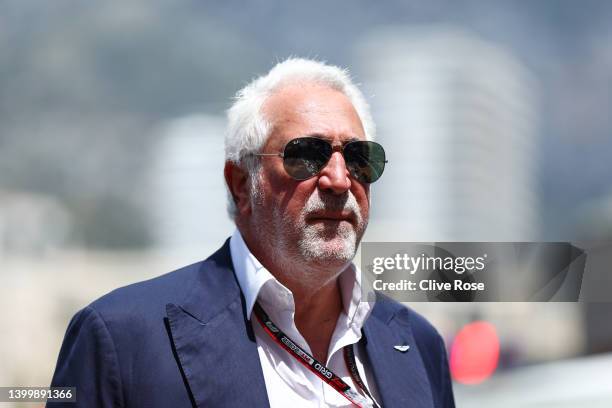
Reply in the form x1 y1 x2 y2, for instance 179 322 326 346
364 300 435 408
165 241 270 408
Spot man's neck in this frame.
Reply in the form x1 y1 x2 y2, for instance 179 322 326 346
238 226 348 362
284 277 344 363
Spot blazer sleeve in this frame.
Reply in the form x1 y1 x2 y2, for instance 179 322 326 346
47 306 124 408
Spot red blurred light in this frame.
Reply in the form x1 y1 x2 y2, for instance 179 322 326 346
450 321 500 384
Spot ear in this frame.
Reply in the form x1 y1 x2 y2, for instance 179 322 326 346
224 161 252 217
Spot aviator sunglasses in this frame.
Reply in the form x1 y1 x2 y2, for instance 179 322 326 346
253 136 387 183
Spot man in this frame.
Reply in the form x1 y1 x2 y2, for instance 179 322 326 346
49 58 455 407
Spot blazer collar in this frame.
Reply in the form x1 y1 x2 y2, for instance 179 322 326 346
363 296 435 408
165 239 270 407
165 239 435 408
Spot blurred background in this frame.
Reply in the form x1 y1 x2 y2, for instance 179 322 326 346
1 0 611 406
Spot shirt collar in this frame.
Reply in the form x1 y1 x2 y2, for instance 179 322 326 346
229 229 372 327
229 229 274 319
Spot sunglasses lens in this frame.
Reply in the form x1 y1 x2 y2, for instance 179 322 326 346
283 137 332 180
344 141 386 183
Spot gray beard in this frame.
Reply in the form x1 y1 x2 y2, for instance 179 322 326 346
293 189 363 262
249 174 367 289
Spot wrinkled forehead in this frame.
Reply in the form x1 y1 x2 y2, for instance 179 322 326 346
261 82 366 149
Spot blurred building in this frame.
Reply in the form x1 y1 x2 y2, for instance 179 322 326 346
354 26 585 367
357 26 540 242
149 114 234 259
0 189 71 258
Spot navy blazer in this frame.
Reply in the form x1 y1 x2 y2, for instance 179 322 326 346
49 239 455 407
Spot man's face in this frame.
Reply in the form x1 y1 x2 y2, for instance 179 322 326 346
247 82 370 281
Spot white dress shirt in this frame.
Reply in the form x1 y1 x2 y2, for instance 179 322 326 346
229 229 381 407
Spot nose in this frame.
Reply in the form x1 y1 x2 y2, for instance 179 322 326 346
317 151 351 194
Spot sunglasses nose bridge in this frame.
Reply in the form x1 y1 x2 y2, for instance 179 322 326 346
316 149 352 193
322 146 348 168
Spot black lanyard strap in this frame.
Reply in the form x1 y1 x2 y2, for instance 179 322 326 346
344 344 379 406
253 303 378 408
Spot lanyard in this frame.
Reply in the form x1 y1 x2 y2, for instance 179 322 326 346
253 303 379 408
344 345 378 406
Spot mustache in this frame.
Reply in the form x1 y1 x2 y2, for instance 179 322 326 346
303 191 362 220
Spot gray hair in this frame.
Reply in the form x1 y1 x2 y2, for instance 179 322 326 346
224 57 376 219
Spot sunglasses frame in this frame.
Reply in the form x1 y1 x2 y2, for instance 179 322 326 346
252 136 388 183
